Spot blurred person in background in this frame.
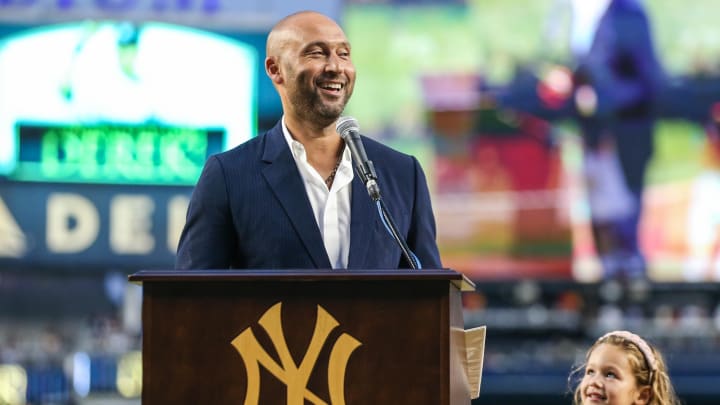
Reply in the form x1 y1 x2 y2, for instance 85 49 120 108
572 0 665 279
570 330 681 405
175 11 441 270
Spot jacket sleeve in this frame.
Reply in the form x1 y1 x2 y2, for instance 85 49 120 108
175 155 238 269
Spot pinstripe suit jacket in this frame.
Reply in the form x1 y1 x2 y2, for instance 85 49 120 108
175 121 442 270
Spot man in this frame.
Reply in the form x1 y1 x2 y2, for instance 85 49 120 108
175 11 441 270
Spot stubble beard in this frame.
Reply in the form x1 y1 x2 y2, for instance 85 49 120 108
289 71 351 128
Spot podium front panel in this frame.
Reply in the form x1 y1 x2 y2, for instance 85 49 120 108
132 270 468 404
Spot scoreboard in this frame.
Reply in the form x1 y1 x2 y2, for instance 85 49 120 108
0 17 261 269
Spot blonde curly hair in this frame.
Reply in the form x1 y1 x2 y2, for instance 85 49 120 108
569 331 682 405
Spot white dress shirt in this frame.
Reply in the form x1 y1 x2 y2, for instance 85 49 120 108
282 117 353 269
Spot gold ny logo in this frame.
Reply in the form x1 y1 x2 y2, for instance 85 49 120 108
231 302 362 405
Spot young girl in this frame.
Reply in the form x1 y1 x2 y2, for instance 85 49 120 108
570 330 681 405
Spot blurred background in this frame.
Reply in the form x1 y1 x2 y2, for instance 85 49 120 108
1 0 719 404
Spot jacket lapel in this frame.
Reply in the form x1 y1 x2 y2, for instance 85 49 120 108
260 125 331 269
347 176 378 269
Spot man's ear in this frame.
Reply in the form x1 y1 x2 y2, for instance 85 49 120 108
634 385 651 405
265 57 283 84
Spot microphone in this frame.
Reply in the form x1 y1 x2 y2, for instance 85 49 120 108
335 116 421 269
336 116 381 201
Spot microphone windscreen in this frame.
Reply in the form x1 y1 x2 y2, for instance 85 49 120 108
336 116 359 138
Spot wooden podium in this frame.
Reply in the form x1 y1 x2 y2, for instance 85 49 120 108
128 269 475 404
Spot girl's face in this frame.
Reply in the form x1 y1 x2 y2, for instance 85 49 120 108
580 343 650 405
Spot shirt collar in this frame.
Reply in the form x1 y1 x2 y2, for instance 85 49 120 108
281 116 353 172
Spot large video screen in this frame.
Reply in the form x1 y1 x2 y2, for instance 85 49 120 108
0 18 261 269
0 21 257 185
343 0 720 282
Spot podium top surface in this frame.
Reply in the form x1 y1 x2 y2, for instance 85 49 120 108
128 269 475 291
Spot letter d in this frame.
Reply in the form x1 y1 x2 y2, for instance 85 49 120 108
47 193 99 253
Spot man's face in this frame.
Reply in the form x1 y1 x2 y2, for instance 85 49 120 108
279 18 356 126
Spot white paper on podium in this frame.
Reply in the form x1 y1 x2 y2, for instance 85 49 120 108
462 326 486 399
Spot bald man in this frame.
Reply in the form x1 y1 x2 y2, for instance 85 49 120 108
176 11 442 270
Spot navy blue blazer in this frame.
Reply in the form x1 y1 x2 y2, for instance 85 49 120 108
175 121 442 270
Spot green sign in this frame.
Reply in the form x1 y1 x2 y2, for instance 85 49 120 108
12 124 224 185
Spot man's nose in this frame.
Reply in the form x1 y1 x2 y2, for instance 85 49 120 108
325 53 343 72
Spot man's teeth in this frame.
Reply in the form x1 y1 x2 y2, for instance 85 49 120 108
320 83 342 90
